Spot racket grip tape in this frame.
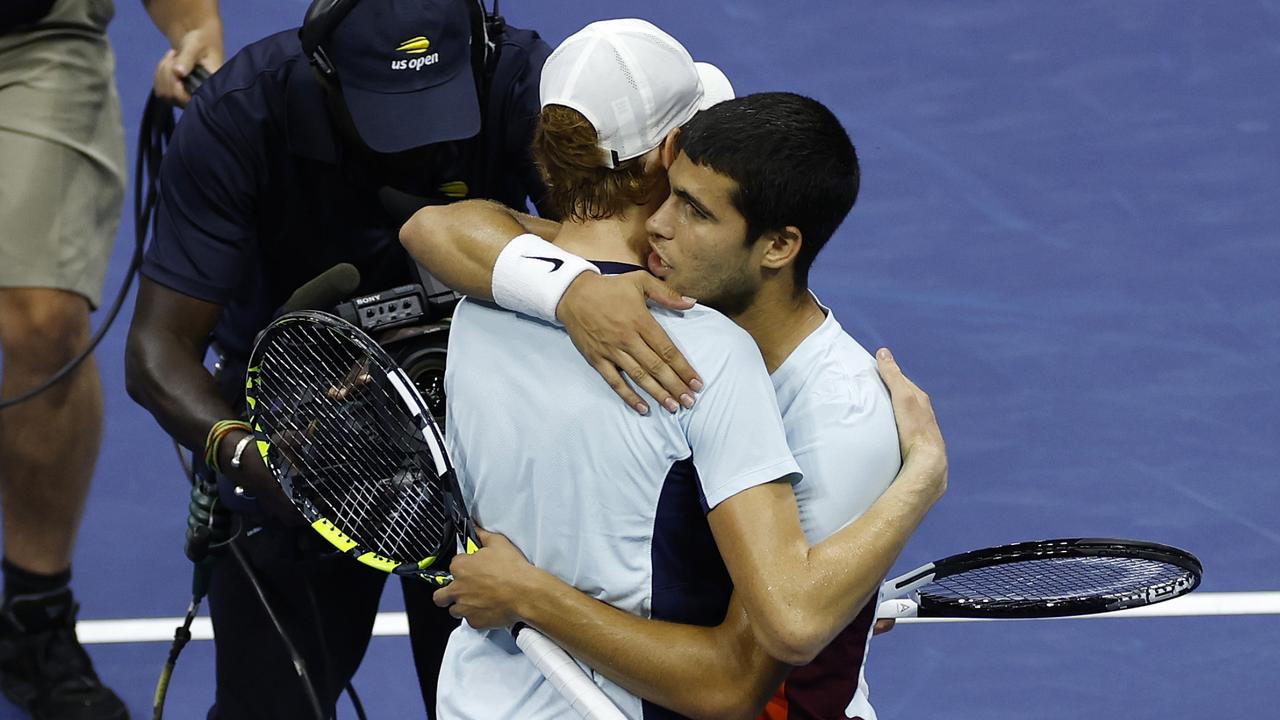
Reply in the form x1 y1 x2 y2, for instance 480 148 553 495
512 625 627 720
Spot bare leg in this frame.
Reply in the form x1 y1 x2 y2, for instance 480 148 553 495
0 288 102 574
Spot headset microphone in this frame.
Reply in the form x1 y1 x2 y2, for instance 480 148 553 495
279 262 362 315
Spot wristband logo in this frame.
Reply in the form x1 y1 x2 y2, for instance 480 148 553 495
392 36 439 70
523 255 565 272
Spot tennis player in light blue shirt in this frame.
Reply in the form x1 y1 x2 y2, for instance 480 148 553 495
436 21 807 719
402 19 948 720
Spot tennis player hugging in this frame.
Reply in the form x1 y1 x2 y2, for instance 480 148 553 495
401 19 949 720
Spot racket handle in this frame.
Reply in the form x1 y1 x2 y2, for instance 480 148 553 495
876 597 919 619
513 625 627 720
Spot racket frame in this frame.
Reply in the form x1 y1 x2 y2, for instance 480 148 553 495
879 537 1202 619
245 310 459 578
246 311 624 719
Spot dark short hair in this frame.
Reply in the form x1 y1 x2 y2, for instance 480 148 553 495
675 92 860 290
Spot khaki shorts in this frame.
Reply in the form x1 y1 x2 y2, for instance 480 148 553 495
0 0 125 308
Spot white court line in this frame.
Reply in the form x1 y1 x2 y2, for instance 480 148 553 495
75 591 1280 645
897 591 1280 624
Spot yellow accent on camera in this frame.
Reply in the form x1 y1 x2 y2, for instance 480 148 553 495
438 180 469 198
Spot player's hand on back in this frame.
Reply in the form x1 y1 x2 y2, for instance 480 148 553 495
433 528 540 629
875 348 948 497
557 272 702 415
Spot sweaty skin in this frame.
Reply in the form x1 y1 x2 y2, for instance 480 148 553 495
404 124 946 715
400 200 701 415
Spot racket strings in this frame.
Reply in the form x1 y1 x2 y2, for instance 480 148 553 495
282 336 445 554
266 338 444 559
280 336 417 521
926 555 1195 610
252 322 451 563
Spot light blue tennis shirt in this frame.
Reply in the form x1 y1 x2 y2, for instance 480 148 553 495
775 299 899 546
768 298 901 719
437 269 801 720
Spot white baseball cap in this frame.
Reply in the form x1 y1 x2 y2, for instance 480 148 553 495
540 19 735 168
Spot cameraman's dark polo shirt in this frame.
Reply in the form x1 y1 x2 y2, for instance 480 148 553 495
143 27 550 360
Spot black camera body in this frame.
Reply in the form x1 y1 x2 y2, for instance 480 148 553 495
332 262 461 426
335 283 429 333
333 259 460 334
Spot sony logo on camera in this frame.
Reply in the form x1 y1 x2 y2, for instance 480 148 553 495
352 291 388 307
390 53 440 71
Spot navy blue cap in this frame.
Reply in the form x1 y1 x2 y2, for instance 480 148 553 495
328 0 480 153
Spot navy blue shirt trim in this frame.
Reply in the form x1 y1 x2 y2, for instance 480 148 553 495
591 261 646 275
645 456 733 719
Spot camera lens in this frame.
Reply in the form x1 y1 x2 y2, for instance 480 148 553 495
393 338 448 428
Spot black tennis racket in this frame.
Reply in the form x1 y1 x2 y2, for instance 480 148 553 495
875 537 1202 619
245 310 625 720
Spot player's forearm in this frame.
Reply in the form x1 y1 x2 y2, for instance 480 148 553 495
516 570 783 719
716 450 945 665
799 446 946 624
142 0 221 47
399 200 527 300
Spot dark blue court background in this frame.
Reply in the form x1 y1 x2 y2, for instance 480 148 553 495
8 1 1274 717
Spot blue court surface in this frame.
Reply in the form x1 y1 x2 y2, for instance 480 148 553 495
4 1 1276 717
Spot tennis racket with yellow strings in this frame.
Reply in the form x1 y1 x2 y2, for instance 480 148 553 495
245 310 624 720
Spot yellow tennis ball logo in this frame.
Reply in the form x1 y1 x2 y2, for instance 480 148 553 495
392 37 439 70
397 36 431 54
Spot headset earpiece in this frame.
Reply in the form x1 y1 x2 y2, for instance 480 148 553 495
468 0 490 72
299 0 360 80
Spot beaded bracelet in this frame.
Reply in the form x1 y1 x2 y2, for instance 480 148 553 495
204 419 253 475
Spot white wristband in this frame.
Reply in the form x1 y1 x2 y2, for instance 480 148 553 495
491 233 600 324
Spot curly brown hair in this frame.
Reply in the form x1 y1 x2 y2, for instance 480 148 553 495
532 105 663 222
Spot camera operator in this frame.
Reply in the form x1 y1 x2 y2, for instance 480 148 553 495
124 1 553 717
